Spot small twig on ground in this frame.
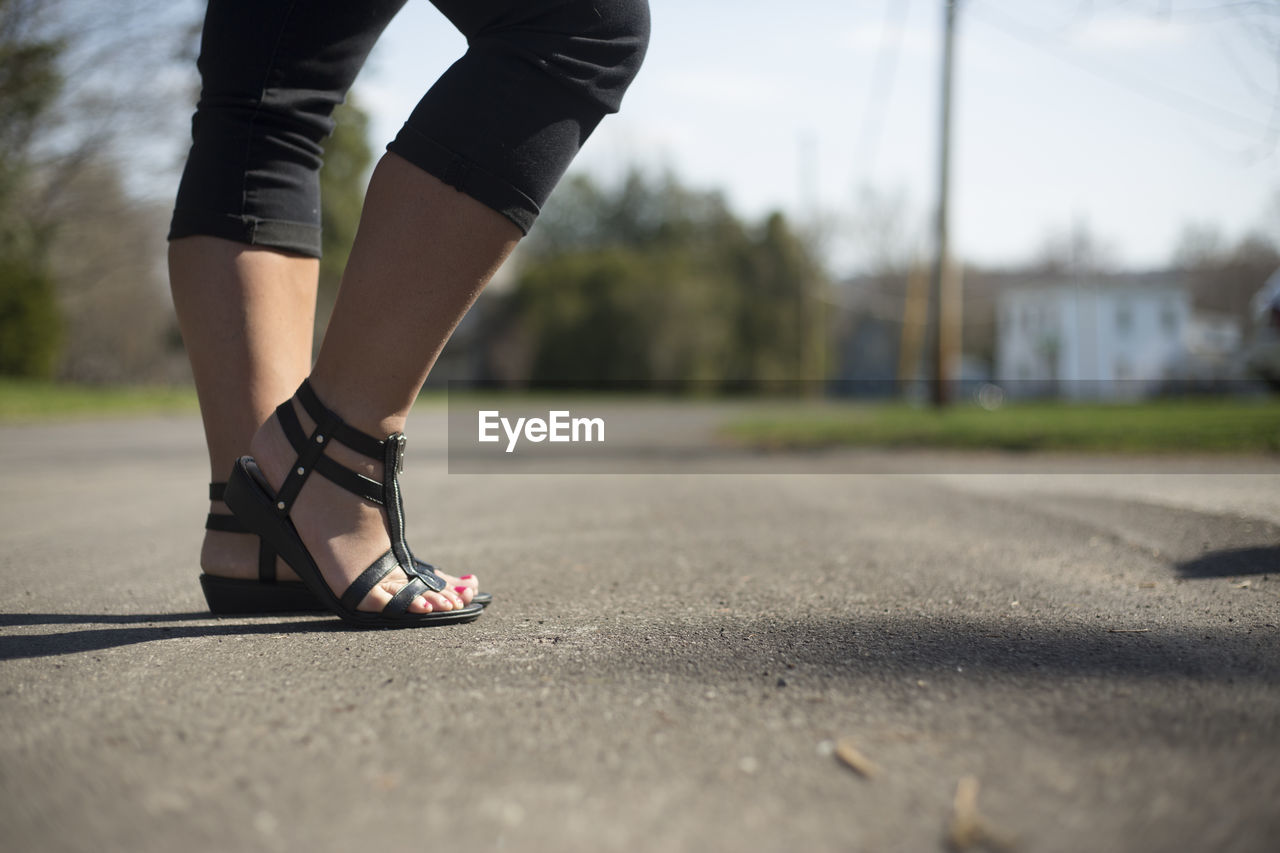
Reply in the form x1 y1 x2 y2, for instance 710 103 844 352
946 775 1018 852
833 738 880 779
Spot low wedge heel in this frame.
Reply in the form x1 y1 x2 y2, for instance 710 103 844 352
222 380 484 628
200 483 491 614
199 573 322 615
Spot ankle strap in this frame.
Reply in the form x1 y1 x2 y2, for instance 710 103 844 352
207 482 280 583
296 380 388 461
271 380 406 515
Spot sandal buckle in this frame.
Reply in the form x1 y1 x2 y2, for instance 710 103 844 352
394 435 407 474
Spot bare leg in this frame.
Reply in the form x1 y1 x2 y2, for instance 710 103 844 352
169 236 316 581
249 153 516 613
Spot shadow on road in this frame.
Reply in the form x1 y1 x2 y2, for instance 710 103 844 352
5 607 1274 691
0 612 343 660
0 612 230 626
590 613 1280 688
1175 546 1280 578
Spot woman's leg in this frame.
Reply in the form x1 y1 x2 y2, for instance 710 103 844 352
249 154 518 613
247 0 651 615
167 0 458 591
169 237 316 581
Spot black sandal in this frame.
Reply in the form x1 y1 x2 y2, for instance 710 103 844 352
201 484 491 615
222 380 485 627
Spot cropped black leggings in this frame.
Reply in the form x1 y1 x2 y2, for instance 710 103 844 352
168 0 650 257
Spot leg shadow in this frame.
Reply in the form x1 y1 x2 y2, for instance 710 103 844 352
1175 546 1280 578
0 611 346 661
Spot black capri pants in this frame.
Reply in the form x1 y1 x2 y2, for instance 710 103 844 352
168 0 650 257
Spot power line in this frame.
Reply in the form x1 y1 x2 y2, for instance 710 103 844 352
852 0 911 182
968 2 1273 137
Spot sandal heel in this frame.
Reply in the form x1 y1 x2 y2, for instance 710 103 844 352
200 574 322 614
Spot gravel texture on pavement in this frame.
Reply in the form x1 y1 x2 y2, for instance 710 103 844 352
1 414 1277 852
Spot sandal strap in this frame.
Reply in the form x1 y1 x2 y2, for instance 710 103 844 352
280 400 385 503
207 482 280 583
207 482 242 528
274 386 385 511
339 551 400 611
384 575 431 615
338 550 448 612
208 482 246 531
296 379 387 461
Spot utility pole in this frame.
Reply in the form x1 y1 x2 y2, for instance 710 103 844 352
926 0 959 407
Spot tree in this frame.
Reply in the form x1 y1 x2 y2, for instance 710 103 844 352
0 251 61 377
0 0 64 378
1173 224 1279 329
492 170 830 389
1030 220 1118 277
45 161 175 383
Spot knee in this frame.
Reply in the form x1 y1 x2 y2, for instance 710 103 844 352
485 0 651 114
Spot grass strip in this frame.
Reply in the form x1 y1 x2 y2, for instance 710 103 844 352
723 399 1280 454
0 380 198 422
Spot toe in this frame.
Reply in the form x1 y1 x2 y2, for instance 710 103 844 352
422 591 454 611
408 595 434 614
440 571 479 594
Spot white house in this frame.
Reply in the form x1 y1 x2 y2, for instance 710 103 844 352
996 275 1193 399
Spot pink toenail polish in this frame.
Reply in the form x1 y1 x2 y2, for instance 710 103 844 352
454 586 468 595
460 575 474 580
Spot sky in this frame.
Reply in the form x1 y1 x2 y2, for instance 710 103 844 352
351 0 1279 275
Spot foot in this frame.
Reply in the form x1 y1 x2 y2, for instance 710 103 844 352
200 517 479 597
246 397 475 615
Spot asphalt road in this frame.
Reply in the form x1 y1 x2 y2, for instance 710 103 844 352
1 412 1278 852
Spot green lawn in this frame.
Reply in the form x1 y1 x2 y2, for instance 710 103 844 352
5 381 1278 456
0 380 198 422
723 398 1280 454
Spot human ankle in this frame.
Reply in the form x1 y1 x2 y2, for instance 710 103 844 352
303 375 410 439
253 395 386 484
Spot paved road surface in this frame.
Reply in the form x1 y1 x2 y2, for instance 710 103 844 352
1 412 1278 852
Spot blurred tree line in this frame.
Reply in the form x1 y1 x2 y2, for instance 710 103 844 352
2 0 833 392
12 0 1267 393
1172 223 1279 331
0 0 206 382
480 172 831 389
0 0 370 383
0 0 65 377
